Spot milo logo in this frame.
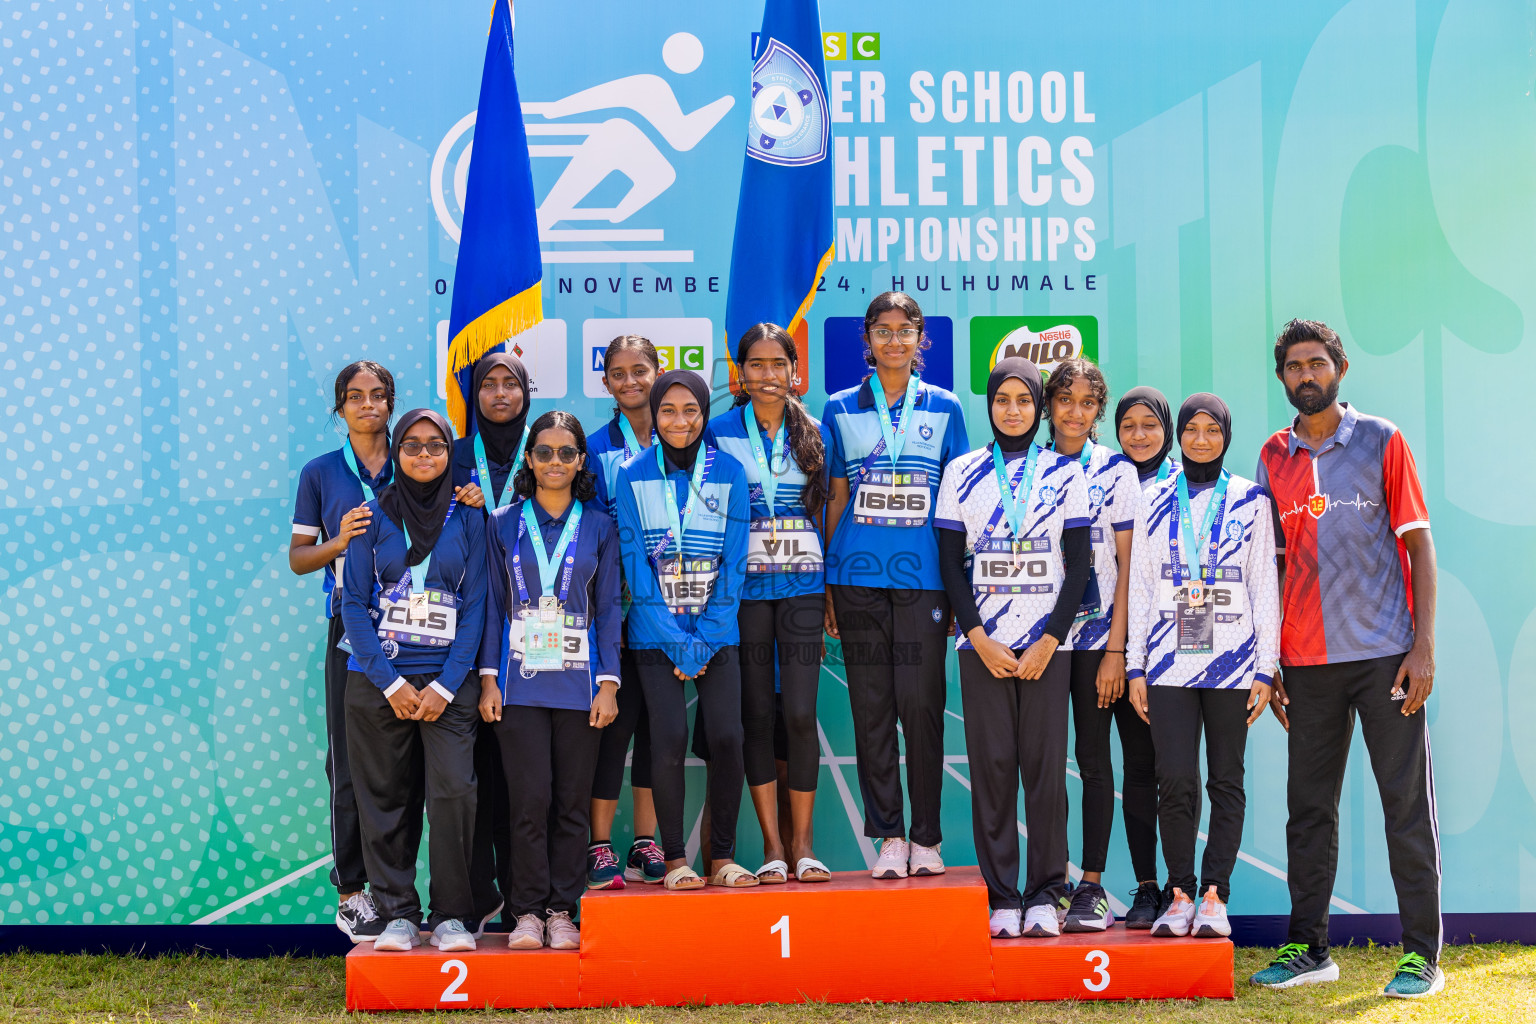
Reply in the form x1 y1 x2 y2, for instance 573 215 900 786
968 316 1100 394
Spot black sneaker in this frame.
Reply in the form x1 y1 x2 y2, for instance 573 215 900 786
1062 881 1114 932
336 891 385 943
471 898 504 939
1124 881 1161 930
1249 943 1341 988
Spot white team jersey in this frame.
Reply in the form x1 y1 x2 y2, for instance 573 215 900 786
934 443 1090 652
1125 471 1281 688
1064 443 1143 651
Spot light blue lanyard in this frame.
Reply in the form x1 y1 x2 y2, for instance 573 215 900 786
519 499 582 595
400 521 433 598
1051 438 1095 469
1157 456 1175 482
1172 469 1230 588
655 444 709 559
473 425 527 512
340 440 387 498
874 374 921 469
743 404 789 515
990 442 1041 542
618 415 654 460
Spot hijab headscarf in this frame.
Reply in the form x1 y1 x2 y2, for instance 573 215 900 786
986 357 1043 454
1114 386 1174 478
380 408 457 567
472 352 531 465
649 369 711 471
1175 392 1232 485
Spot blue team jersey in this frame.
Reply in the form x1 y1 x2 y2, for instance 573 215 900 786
614 444 749 677
451 435 516 511
479 498 623 712
823 377 968 592
707 405 832 601
587 413 653 522
292 445 393 617
339 501 487 694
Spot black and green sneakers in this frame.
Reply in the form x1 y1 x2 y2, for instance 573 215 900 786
1383 952 1444 998
1248 943 1341 988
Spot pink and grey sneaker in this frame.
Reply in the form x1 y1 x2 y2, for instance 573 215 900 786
872 837 910 879
586 842 626 890
624 838 667 884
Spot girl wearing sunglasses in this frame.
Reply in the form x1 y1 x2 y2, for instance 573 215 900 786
339 409 488 953
478 412 622 949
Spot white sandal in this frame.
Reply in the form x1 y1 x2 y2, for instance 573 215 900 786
754 859 789 884
708 862 760 888
795 857 832 883
663 865 705 891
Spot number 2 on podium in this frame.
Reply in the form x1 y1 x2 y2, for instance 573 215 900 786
770 914 790 958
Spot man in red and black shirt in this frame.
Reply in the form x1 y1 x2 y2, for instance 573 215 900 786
1248 320 1443 999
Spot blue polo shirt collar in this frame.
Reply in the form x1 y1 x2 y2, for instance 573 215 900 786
1287 401 1359 456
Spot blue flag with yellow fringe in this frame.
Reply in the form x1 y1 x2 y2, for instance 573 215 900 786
724 0 834 376
446 0 542 437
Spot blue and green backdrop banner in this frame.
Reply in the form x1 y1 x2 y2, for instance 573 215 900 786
2 0 1534 937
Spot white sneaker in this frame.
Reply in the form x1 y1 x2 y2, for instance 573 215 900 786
545 911 580 951
430 918 476 952
507 913 545 950
908 842 945 876
1193 886 1231 938
1022 904 1061 937
1152 888 1196 937
872 837 910 879
372 918 420 952
988 908 1022 938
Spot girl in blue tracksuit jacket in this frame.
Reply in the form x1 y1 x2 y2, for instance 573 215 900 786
614 369 753 890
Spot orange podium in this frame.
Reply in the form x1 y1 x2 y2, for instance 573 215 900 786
346 868 1233 1010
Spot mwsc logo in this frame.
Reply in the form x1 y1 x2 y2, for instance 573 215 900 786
582 317 716 398
968 316 1099 393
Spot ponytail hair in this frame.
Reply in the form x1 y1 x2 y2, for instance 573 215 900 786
731 322 829 517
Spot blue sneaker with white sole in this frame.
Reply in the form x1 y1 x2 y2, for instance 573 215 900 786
1249 943 1340 988
1383 952 1444 998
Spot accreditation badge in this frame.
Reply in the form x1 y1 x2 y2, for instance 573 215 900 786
521 600 565 675
1176 589 1214 654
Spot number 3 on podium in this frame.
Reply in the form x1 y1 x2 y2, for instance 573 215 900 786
770 914 790 958
1083 949 1110 992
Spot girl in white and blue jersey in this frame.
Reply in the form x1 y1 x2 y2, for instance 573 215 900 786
582 335 664 889
708 322 833 885
934 357 1093 940
289 360 394 942
1126 392 1278 941
339 409 487 953
614 369 754 890
822 292 968 881
476 411 623 951
1044 360 1161 934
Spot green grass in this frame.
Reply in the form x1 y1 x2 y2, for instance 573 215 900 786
1 945 1532 1023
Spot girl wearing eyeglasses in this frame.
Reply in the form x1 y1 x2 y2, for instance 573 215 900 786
614 369 754 890
477 412 623 950
822 292 969 880
290 361 397 943
709 322 833 884
339 409 488 953
583 335 664 889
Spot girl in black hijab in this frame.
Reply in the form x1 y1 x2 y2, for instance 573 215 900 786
453 352 532 512
933 356 1093 938
1125 391 1279 942
339 407 490 953
1115 386 1177 488
613 369 756 890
